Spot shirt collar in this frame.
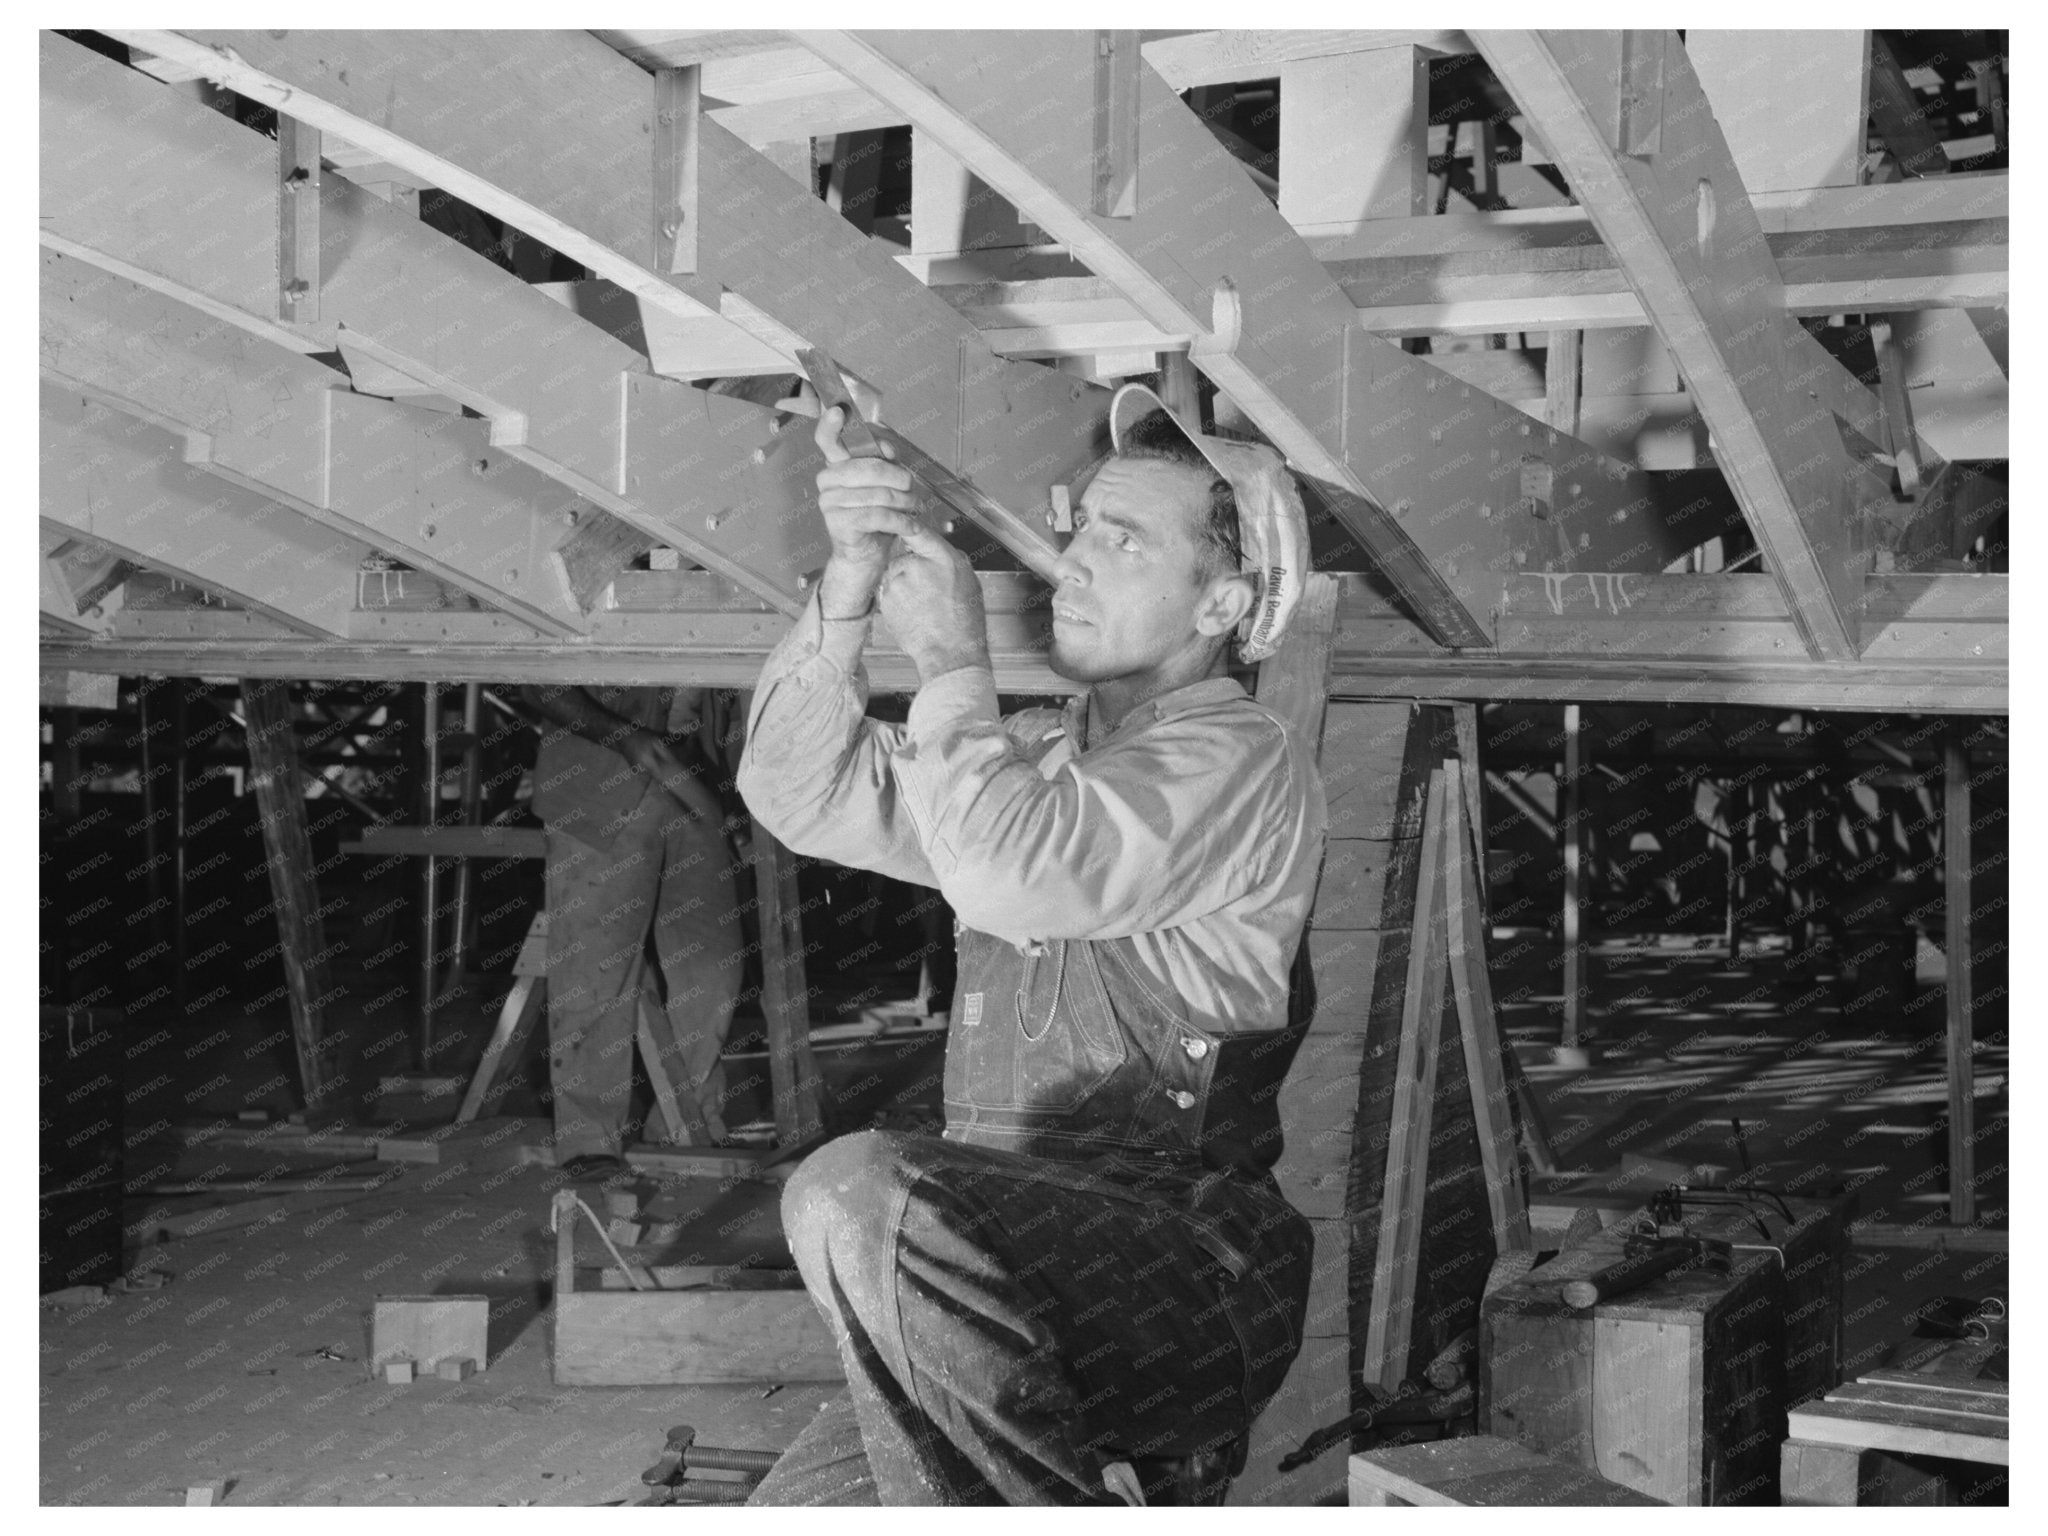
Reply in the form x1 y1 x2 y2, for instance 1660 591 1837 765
1059 675 1248 751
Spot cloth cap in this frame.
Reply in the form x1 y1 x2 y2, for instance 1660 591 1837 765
1106 383 1310 663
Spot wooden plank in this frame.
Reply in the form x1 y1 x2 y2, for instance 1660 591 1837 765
1828 1380 2008 1423
1475 30 1871 662
1943 730 1976 1224
1561 703 1586 1047
240 680 337 1115
1443 762 1531 1251
801 32 1709 651
653 65 702 275
1787 1400 2008 1465
1277 49 1428 227
343 826 548 860
38 39 822 613
553 1291 843 1385
1143 30 1472 88
115 29 1096 579
1350 1437 1664 1507
39 391 363 638
1861 1369 2008 1398
39 255 584 636
751 832 825 1143
370 1295 488 1369
1688 32 1869 193
1360 769 1449 1387
935 216 2008 353
636 996 715 1146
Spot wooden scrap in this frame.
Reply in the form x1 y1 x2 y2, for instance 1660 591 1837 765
371 1295 489 1376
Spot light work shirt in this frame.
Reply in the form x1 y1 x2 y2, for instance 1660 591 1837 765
736 591 1328 1033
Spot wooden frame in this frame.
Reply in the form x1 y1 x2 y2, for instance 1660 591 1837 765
1475 31 1879 661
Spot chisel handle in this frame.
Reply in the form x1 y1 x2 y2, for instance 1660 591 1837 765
1561 1243 1694 1309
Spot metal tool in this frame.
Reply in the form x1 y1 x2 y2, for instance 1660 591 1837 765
639 1423 781 1505
792 347 1063 581
1561 1233 1733 1310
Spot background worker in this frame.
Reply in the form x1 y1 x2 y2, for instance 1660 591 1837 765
738 386 1327 1504
520 684 746 1177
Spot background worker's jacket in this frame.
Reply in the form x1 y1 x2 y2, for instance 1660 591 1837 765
737 591 1328 1178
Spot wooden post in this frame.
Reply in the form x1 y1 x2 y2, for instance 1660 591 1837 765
445 682 484 991
418 681 443 1071
1157 350 1202 426
753 831 825 1144
1723 779 1745 963
1943 731 1976 1225
172 680 190 1013
1361 769 1449 1387
1560 704 1586 1050
240 679 335 1117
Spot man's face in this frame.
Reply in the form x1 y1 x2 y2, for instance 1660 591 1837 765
1047 455 1230 687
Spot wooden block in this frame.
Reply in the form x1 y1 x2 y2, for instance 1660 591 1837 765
1483 1194 1849 1504
184 1480 227 1507
1350 1436 1666 1506
434 1356 477 1382
606 1218 646 1247
626 1145 795 1182
371 1295 490 1375
604 1189 643 1220
552 1290 843 1386
383 1358 416 1385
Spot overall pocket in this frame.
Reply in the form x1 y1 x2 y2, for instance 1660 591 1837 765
944 932 1128 1116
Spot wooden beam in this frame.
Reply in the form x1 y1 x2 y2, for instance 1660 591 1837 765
1688 31 1869 193
107 30 770 349
1943 731 1976 1226
1477 31 1874 662
40 257 586 637
41 388 365 638
1560 704 1587 1050
800 32 1702 652
39 35 816 611
751 832 826 1143
1142 30 1472 88
240 679 340 1116
109 29 1092 574
39 568 2005 708
653 65 703 275
1361 768 1450 1387
1277 47 1429 226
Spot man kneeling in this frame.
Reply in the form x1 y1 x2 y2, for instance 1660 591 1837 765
736 386 1327 1504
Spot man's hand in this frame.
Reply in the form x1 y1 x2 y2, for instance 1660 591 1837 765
878 522 990 684
814 406 928 620
622 732 724 824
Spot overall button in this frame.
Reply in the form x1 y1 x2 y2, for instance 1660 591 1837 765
1181 1036 1209 1060
1168 1090 1197 1110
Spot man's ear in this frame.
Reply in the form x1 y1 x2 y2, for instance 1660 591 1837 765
1195 570 1257 637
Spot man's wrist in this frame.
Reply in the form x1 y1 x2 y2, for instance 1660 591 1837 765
912 643 992 686
818 553 885 621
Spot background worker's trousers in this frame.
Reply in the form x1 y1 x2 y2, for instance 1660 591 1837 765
543 784 744 1156
749 1130 1312 1505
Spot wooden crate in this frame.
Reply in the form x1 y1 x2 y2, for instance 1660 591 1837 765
553 1272 844 1387
1480 1195 1846 1506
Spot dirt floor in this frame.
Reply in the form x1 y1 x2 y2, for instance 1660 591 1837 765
40 929 2006 1506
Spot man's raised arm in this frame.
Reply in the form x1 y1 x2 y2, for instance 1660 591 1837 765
736 407 940 889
